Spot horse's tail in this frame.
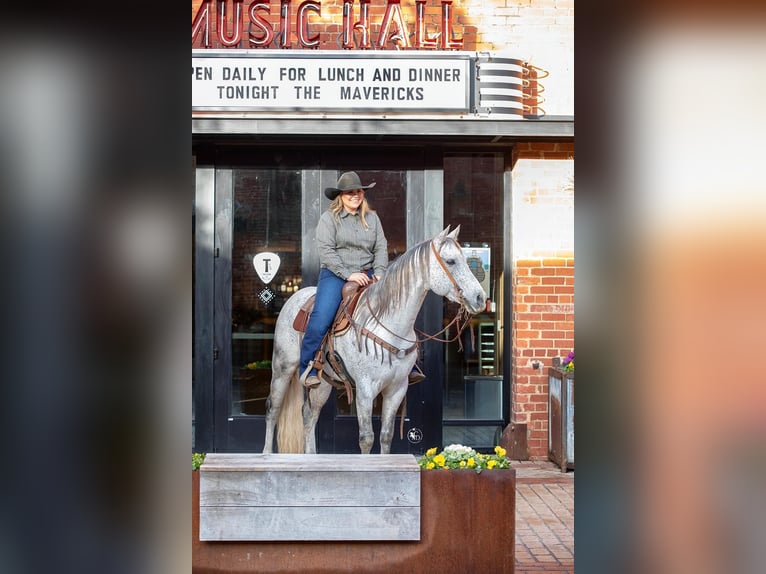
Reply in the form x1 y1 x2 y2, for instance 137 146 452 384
276 370 305 453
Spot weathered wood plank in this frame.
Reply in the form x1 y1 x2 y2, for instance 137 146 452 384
199 506 421 541
200 470 419 507
199 454 421 541
200 453 419 472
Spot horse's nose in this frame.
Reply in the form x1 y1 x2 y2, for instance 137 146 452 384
476 292 485 310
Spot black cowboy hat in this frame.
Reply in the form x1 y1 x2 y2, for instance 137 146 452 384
324 171 376 200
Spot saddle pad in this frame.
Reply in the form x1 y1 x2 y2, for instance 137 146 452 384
291 282 366 334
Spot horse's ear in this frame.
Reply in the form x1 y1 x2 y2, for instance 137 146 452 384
447 225 461 242
435 226 450 244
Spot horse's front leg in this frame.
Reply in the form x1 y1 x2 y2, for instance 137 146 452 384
302 382 332 454
355 393 375 454
379 381 409 455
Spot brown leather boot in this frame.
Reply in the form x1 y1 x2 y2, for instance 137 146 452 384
300 364 321 389
408 365 426 385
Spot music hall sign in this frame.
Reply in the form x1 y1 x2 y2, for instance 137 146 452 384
192 0 537 118
192 0 464 51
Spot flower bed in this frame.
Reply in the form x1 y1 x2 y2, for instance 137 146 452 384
418 444 511 472
192 451 516 573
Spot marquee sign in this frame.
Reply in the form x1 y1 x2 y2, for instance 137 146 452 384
193 50 472 112
193 51 538 118
191 1 546 118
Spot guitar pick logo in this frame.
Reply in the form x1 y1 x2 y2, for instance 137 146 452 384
253 252 280 284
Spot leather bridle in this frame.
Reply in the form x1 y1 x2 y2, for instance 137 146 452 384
350 237 475 357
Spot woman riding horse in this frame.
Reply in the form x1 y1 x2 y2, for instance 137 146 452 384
264 224 487 455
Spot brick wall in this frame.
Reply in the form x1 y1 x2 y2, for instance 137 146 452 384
511 144 573 458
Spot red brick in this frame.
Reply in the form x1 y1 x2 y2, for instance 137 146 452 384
542 313 570 321
531 267 556 276
529 142 557 151
541 330 565 339
515 325 539 335
517 259 542 267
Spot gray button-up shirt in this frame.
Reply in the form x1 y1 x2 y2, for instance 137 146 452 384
316 209 388 280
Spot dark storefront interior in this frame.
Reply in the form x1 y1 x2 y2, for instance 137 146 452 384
193 139 511 454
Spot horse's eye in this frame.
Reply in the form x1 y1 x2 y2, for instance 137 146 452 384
444 258 456 265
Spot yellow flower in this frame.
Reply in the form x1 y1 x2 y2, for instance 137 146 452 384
459 460 466 468
487 459 497 469
494 446 506 458
467 457 475 468
426 462 435 470
426 447 437 457
433 454 446 467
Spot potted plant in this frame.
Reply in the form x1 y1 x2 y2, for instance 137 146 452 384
416 444 515 570
192 452 205 543
417 443 511 472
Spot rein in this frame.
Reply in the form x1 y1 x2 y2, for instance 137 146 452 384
416 239 474 351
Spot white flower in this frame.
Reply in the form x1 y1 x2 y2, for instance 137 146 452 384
443 444 474 456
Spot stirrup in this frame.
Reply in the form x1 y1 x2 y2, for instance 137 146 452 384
408 364 426 385
300 363 322 390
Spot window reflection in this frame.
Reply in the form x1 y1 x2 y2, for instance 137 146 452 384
232 169 302 416
443 153 505 445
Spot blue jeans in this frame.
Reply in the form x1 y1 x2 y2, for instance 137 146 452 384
299 268 351 374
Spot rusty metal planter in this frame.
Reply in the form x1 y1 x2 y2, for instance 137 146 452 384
193 466 516 573
548 366 574 472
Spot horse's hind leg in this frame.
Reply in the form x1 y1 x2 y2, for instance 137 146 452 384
302 382 332 454
263 367 293 453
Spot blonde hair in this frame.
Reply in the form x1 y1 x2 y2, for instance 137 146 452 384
330 194 373 229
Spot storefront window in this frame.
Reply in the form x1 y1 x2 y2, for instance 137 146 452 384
231 169 302 416
442 153 506 448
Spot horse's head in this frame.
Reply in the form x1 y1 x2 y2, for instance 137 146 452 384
429 225 488 314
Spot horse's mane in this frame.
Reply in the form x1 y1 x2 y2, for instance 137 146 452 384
361 238 431 325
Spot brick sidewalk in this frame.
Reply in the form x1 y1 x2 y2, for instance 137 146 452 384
514 461 574 574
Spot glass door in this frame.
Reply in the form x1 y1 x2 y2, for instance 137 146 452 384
212 166 304 452
231 169 303 417
441 153 509 451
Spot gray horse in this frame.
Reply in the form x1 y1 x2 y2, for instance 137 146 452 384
263 225 487 454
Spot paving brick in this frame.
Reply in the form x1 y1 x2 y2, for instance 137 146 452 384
514 460 574 572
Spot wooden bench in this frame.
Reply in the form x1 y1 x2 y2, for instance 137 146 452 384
199 453 421 541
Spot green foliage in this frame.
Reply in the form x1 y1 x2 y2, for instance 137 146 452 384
244 360 272 370
417 444 511 474
192 452 206 471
